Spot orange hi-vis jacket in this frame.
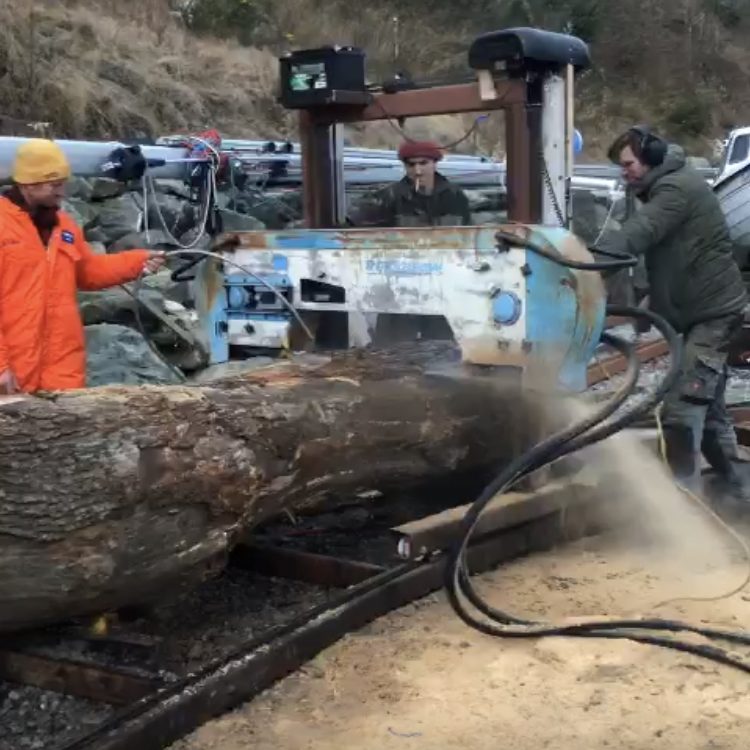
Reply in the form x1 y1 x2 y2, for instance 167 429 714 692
0 196 150 392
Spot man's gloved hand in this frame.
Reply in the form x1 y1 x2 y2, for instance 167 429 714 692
0 368 20 394
143 251 167 276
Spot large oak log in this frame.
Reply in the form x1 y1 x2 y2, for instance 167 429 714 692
0 344 547 633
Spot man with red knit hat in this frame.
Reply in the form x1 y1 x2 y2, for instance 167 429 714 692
350 139 471 227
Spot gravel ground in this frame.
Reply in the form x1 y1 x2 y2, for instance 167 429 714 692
135 566 336 675
0 684 113 750
0 567 337 748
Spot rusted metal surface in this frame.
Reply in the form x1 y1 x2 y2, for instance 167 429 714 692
298 80 529 227
0 649 161 706
728 405 750 424
300 114 340 228
505 102 536 223
231 542 385 587
587 338 669 386
392 477 597 560
735 423 750 447
233 225 491 252
313 81 528 125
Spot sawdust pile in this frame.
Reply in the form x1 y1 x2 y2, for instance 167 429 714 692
172 530 750 750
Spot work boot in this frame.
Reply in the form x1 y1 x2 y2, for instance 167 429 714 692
662 424 700 493
701 428 750 503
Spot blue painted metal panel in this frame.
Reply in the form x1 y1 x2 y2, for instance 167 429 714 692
525 226 605 391
225 273 292 288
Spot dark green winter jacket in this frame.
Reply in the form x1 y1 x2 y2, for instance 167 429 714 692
597 147 747 332
350 173 471 227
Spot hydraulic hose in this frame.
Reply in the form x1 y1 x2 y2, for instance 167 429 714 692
495 228 638 272
445 304 750 674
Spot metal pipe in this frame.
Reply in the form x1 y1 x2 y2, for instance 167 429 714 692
0 137 193 182
565 63 575 224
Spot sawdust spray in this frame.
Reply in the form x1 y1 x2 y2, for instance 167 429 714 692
545 393 736 586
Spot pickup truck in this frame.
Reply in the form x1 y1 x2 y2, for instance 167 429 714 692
716 126 750 184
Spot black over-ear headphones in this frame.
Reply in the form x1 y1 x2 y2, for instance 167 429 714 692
628 125 668 167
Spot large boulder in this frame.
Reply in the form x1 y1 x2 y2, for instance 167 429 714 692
152 179 192 201
78 269 204 374
571 189 618 246
145 192 196 239
65 176 94 202
243 188 303 229
90 177 127 200
62 198 99 228
217 208 266 231
108 229 177 253
85 324 184 386
94 192 144 246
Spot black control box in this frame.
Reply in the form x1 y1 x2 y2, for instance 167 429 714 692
279 46 371 109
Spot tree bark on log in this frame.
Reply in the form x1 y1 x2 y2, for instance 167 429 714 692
0 344 547 633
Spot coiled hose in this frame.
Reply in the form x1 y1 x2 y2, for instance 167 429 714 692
446 236 750 674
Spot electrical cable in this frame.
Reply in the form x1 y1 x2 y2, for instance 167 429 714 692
371 97 498 152
127 247 315 355
444 298 750 674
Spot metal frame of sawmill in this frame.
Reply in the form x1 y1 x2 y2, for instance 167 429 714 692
297 78 544 228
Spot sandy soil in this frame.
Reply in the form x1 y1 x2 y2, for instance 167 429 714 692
172 528 750 750
172 428 750 750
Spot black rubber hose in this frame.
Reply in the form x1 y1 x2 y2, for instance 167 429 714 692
495 229 638 272
447 329 641 627
170 253 206 282
554 305 683 459
445 305 750 674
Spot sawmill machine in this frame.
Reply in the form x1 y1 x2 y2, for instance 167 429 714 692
0 27 633 394
191 27 624 393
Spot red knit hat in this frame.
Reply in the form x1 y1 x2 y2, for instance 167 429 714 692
398 140 444 162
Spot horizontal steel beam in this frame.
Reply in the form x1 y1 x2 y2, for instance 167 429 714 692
391 478 598 560
0 649 161 706
231 542 385 588
314 80 528 125
587 338 669 386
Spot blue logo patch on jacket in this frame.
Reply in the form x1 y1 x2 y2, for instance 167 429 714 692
61 230 75 244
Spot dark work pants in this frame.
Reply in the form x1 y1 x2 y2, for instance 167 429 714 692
660 313 743 489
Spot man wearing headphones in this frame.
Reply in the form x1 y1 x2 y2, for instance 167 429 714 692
598 126 749 504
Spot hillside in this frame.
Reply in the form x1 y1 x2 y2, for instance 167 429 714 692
3 0 750 159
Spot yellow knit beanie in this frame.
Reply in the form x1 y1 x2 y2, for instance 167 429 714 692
12 139 72 185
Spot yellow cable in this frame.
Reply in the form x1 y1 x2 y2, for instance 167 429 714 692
652 403 750 608
591 348 749 606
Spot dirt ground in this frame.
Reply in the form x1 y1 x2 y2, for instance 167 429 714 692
173 525 750 750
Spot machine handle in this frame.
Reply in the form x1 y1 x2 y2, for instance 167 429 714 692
170 254 206 282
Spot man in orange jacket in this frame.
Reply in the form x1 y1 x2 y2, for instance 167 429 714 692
0 139 166 394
